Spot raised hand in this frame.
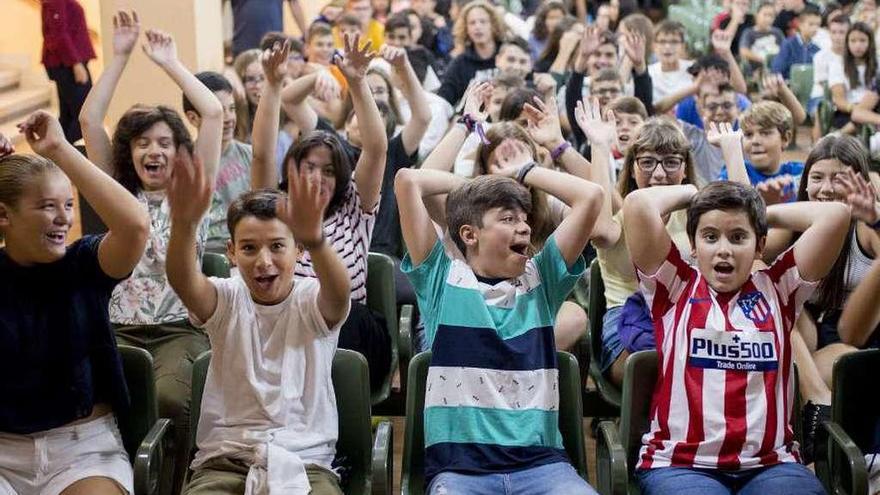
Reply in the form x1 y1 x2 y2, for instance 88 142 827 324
559 28 583 55
574 96 618 148
112 10 140 56
762 73 784 97
261 40 291 87
756 175 796 205
277 164 331 248
490 139 534 176
142 29 179 68
462 81 493 121
314 70 342 102
576 25 603 72
706 121 743 148
167 145 212 226
17 110 67 158
0 133 13 158
621 32 647 72
523 96 566 149
379 44 409 70
533 73 558 98
711 29 733 55
335 33 376 82
838 168 880 224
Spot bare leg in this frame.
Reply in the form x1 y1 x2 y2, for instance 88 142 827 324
608 349 630 388
554 301 587 352
60 477 127 495
792 324 832 405
813 342 857 390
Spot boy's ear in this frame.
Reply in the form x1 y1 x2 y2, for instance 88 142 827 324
754 234 767 259
459 224 479 249
0 202 10 229
780 129 792 148
225 239 237 267
185 110 202 128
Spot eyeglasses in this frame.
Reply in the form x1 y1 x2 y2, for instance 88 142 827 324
655 39 682 46
635 155 685 173
243 74 265 85
705 102 735 112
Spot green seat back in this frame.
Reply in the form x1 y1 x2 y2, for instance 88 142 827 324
117 345 160 460
620 350 659 480
201 252 231 278
188 349 374 494
401 351 589 495
587 259 621 408
789 64 814 109
366 252 399 405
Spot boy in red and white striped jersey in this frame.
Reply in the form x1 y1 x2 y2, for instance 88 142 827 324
622 181 849 494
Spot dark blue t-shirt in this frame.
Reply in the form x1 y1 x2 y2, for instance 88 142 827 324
718 160 804 203
231 0 284 56
0 235 129 434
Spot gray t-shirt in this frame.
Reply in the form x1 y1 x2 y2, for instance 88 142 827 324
207 140 253 253
680 120 724 185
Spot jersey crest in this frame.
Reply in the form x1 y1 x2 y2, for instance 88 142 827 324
737 291 771 324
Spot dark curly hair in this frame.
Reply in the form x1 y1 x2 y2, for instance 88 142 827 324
279 130 353 218
111 105 193 194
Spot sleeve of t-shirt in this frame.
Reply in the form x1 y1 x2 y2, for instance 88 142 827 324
189 276 239 344
294 277 350 338
532 235 586 311
401 239 452 322
70 234 126 292
636 244 695 319
827 57 847 87
763 247 818 327
739 28 756 50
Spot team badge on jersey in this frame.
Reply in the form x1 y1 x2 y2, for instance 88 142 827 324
689 328 778 371
737 291 772 324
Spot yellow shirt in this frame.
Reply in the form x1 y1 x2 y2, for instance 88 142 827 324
333 20 385 51
596 209 692 309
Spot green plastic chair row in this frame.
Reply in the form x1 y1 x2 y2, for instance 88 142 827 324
788 64 815 114
587 259 622 410
201 251 415 408
400 350 590 494
187 349 393 495
116 345 173 495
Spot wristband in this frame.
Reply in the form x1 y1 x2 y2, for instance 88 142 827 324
516 161 538 184
456 113 490 145
550 141 571 161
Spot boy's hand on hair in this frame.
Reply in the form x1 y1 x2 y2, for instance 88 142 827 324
523 96 565 149
839 168 880 225
711 29 733 56
575 96 618 148
462 81 493 121
142 29 179 68
0 133 13 158
490 139 533 177
17 110 66 158
112 10 140 56
756 175 796 205
706 121 743 148
576 26 602 73
336 33 376 82
314 70 341 102
261 40 291 88
277 164 331 248
621 32 647 73
167 146 212 225
379 45 409 70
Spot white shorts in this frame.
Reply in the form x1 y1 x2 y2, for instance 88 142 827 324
0 414 133 495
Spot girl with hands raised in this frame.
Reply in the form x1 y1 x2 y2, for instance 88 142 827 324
0 110 149 495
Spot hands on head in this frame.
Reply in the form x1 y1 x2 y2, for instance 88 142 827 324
490 139 534 177
522 96 565 149
462 81 494 121
17 110 67 158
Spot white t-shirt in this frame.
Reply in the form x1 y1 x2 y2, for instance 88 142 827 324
190 276 350 476
811 49 843 98
829 61 869 104
648 60 694 105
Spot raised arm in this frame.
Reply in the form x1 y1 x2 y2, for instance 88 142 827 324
706 121 748 184
280 70 339 135
287 0 308 41
838 257 880 346
763 73 806 124
421 81 492 172
337 34 387 211
712 30 747 94
22 111 149 279
395 168 443 266
766 200 851 281
251 41 290 190
381 45 431 156
166 146 218 322
491 140 604 266
278 161 350 326
142 29 223 179
623 185 698 275
79 10 140 173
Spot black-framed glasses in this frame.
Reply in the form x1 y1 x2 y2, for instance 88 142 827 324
705 102 735 113
635 155 685 173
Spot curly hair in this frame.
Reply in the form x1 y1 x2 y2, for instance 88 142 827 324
452 0 506 55
111 105 193 195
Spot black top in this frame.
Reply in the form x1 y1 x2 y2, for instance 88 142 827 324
717 13 755 55
773 3 818 38
0 235 128 434
436 46 499 107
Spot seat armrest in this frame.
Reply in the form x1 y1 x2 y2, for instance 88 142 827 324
398 304 414 392
597 420 629 495
824 421 868 495
371 420 393 495
133 418 172 495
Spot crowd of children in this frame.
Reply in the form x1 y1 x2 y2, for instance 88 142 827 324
3 0 880 493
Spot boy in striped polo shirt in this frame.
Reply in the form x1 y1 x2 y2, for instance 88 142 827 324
395 140 604 494
623 181 849 494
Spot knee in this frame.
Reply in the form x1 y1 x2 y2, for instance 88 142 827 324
556 304 587 336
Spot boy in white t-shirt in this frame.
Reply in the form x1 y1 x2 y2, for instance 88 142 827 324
165 147 352 495
648 20 694 112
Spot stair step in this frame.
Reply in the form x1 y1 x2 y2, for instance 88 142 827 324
0 86 52 125
0 69 20 92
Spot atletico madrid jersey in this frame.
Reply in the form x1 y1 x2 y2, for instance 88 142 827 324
637 246 817 471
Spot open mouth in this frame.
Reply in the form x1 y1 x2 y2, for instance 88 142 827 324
254 274 279 290
46 231 67 245
143 162 165 174
619 134 631 144
714 262 735 277
510 242 529 257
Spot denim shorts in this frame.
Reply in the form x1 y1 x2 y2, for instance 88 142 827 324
635 462 825 495
599 305 624 373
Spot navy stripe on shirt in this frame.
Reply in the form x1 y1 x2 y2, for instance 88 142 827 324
431 324 558 371
425 442 570 482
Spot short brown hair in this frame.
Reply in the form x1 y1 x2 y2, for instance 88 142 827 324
446 175 532 257
491 70 526 91
686 181 768 245
609 96 648 119
739 101 793 141
338 12 362 28
227 188 285 242
309 22 333 40
618 117 698 196
594 67 623 84
654 20 685 42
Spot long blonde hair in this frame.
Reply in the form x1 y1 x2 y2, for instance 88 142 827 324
452 0 506 56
